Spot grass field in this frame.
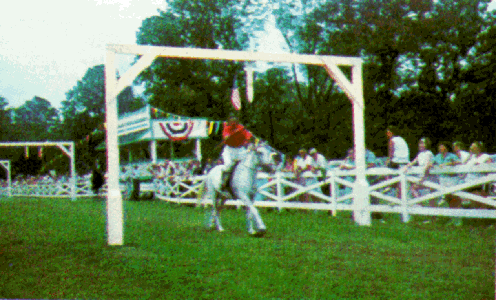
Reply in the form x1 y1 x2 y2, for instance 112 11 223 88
0 197 495 299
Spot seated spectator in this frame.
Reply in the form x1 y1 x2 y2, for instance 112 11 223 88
463 141 493 191
402 137 435 205
282 156 294 173
451 141 493 211
309 148 327 176
432 141 463 224
452 141 471 165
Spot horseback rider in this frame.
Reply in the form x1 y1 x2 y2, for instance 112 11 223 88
220 114 254 195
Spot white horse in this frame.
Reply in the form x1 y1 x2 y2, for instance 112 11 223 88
202 144 275 236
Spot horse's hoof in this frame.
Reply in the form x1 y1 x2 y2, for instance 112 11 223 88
250 229 266 237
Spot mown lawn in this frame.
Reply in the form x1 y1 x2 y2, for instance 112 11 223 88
0 197 494 299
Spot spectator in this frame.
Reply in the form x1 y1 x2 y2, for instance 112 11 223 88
386 126 410 169
465 142 492 192
432 141 463 225
283 155 294 172
403 137 435 205
463 141 493 201
294 148 314 202
452 141 471 165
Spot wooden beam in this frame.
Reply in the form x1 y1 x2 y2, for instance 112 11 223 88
107 44 363 67
112 53 157 99
321 58 362 109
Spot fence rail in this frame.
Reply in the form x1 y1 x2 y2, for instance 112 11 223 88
2 164 496 222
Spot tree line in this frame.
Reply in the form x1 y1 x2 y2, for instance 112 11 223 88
1 0 495 177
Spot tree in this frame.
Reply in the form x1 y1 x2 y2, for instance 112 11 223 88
11 96 60 142
303 0 493 156
136 0 248 120
0 96 12 141
61 64 143 174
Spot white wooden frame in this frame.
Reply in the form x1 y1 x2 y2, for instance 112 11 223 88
158 166 496 221
0 142 76 200
106 44 366 245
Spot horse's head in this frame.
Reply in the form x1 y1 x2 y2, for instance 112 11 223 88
252 144 278 173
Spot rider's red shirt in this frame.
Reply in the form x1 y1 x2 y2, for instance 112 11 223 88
223 122 252 148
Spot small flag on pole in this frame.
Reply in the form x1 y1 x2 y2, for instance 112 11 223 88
246 67 254 103
231 77 241 111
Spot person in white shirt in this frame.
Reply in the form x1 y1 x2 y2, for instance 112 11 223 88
386 126 410 169
309 148 327 175
294 148 314 202
453 141 471 165
309 148 328 196
463 141 493 187
403 137 435 205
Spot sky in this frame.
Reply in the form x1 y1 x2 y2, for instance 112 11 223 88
1 0 495 111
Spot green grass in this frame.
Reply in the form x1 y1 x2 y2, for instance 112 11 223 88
0 197 494 299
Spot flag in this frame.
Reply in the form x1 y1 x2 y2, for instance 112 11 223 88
231 78 241 111
246 67 254 103
38 147 43 159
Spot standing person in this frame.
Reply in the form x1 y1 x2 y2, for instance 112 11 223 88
386 126 410 169
294 148 314 202
91 160 105 197
386 126 410 200
220 115 253 192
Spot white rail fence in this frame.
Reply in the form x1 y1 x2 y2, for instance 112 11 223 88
2 165 496 221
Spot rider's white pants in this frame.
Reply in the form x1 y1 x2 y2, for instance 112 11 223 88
221 145 248 173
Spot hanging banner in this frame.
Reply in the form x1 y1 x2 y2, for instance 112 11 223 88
231 78 241 111
208 121 214 135
246 67 254 103
152 120 208 140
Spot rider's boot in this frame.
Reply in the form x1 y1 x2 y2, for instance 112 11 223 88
218 169 233 199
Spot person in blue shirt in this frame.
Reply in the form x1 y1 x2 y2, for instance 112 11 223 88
432 141 459 167
432 141 463 225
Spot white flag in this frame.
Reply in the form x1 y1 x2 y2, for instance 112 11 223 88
246 67 254 103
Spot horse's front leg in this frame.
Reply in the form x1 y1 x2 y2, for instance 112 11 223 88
241 194 266 235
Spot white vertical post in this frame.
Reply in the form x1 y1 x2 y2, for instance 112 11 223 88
7 162 11 197
400 172 410 222
330 172 337 216
351 64 371 226
276 171 282 212
70 143 76 201
150 141 157 164
105 49 124 246
195 139 202 162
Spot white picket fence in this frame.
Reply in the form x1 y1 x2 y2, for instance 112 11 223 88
156 165 496 222
2 164 496 222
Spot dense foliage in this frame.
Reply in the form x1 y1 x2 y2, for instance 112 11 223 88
1 0 495 175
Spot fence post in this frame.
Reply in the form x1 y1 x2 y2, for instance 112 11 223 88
276 171 283 212
400 171 410 223
330 172 337 216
